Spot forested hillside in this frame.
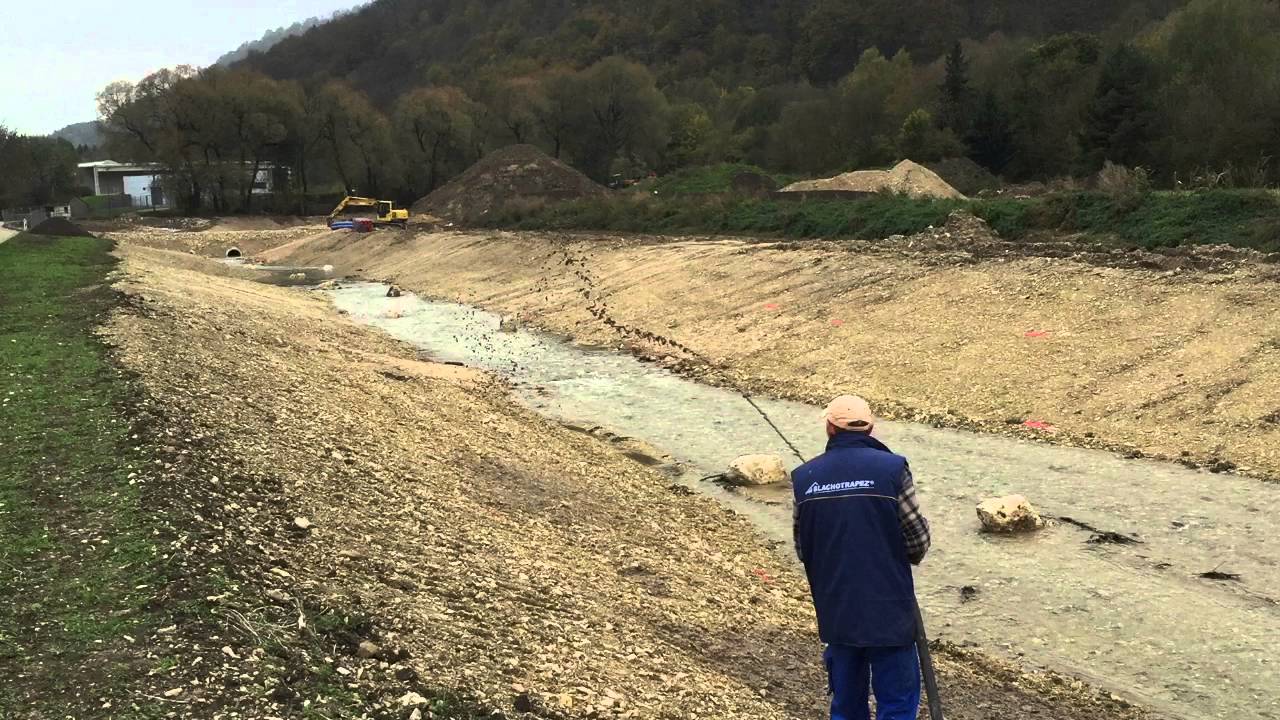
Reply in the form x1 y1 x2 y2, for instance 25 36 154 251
51 121 103 150
214 6 367 67
243 0 1182 102
89 0 1280 214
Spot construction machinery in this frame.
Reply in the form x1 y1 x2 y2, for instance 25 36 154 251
327 196 409 228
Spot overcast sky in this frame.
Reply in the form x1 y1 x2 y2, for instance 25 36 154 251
0 0 360 136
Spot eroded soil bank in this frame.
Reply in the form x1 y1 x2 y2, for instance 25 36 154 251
327 280 1280 720
259 227 1280 482
103 245 1152 720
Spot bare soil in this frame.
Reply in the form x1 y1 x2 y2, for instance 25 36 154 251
255 225 1280 483
99 244 1156 720
112 223 333 258
781 160 965 199
413 144 607 224
30 216 95 237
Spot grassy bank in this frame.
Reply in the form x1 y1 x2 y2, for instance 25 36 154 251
0 234 156 713
0 234 497 718
483 188 1280 251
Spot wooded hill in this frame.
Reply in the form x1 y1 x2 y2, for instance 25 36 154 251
85 0 1280 214
242 0 1183 103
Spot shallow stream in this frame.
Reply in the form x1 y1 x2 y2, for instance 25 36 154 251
329 281 1278 720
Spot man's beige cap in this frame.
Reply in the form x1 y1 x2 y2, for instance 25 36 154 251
823 395 876 431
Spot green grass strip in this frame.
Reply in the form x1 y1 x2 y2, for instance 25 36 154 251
0 234 158 713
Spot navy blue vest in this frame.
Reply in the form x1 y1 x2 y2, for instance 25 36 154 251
792 432 916 647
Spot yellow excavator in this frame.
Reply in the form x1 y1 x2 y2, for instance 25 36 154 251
327 196 409 228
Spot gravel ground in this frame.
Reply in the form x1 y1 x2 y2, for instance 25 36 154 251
256 223 1280 483
107 224 333 258
101 244 1156 720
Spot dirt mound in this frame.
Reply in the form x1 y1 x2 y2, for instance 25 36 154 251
898 210 1001 250
781 159 966 199
413 144 607 224
731 170 779 196
926 157 1001 196
29 217 95 238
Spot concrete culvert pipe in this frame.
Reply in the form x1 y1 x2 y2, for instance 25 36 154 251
226 247 242 258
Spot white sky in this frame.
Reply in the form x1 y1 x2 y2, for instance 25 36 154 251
0 0 361 135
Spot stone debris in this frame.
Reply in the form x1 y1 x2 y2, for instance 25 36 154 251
356 640 382 658
399 691 429 707
976 494 1046 533
386 284 403 298
725 454 790 486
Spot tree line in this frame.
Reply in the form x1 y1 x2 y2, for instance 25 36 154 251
96 57 673 212
76 0 1280 213
0 129 79 210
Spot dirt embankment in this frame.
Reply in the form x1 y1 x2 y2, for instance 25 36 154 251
265 226 1280 482
105 223 332 259
105 245 1152 720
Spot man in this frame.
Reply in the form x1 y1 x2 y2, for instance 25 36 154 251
792 395 931 720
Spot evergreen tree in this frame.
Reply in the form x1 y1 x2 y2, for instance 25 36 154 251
1082 43 1156 171
967 91 1014 173
938 41 971 134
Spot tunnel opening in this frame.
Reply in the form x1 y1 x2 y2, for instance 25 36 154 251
226 247 242 258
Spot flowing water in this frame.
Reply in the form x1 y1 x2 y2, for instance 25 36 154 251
329 281 1278 720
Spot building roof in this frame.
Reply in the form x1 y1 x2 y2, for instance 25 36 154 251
78 160 165 172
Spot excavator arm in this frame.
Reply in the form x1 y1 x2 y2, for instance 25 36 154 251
328 196 378 224
328 196 409 227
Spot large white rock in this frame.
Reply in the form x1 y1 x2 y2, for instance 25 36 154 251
725 454 790 486
976 494 1045 533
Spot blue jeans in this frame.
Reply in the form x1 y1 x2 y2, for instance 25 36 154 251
824 643 921 720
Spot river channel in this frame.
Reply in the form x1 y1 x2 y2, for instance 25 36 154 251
328 281 1278 720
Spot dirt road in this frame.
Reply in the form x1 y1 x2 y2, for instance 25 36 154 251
251 225 1280 483
103 244 1152 719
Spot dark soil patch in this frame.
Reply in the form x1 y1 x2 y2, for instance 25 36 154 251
29 217 96 237
926 157 1001 196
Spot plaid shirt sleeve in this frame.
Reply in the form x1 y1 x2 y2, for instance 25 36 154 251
899 465 931 565
793 499 805 563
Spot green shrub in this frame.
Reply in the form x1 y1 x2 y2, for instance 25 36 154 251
646 164 785 196
483 188 1280 252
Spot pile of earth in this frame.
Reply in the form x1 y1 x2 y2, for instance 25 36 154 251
780 159 965 199
412 144 607 224
925 157 1001 196
30 217 95 238
729 168 780 196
